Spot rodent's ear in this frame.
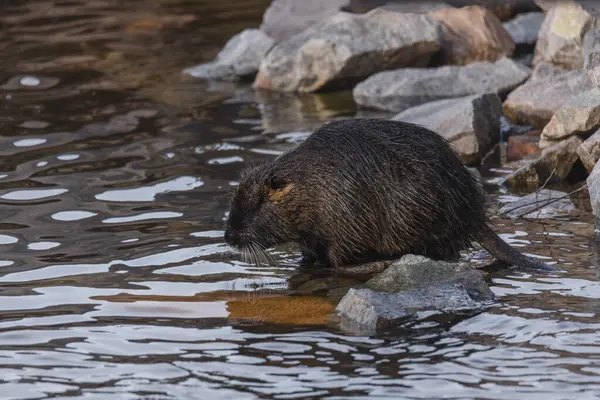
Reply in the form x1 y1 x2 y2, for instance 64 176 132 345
267 176 293 204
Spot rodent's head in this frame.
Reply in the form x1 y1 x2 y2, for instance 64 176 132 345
224 162 306 252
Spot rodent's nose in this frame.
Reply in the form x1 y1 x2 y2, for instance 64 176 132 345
224 229 239 246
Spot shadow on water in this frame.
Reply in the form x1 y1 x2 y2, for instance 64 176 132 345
1 0 600 399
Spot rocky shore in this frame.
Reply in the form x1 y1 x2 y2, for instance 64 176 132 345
184 0 600 333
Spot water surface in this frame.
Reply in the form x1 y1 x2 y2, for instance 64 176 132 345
1 1 600 399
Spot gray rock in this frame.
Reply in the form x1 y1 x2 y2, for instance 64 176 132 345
502 62 594 128
577 129 600 171
586 158 600 223
533 1 593 69
502 135 583 186
354 57 530 113
253 9 442 93
540 88 600 144
183 29 274 81
498 189 576 219
259 0 349 43
380 1 453 13
503 11 545 47
584 26 600 87
366 255 494 300
336 284 493 333
393 93 502 164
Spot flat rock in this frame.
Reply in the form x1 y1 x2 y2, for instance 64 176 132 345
253 9 441 93
502 62 594 128
259 0 349 43
533 1 593 69
498 189 576 219
584 26 600 86
503 11 545 48
392 93 502 164
540 88 600 144
183 29 274 81
336 284 493 334
429 5 515 65
354 57 530 112
577 128 600 171
502 135 583 186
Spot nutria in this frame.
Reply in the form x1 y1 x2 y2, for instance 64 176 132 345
224 118 556 272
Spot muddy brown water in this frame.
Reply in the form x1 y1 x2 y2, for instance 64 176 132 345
1 1 600 399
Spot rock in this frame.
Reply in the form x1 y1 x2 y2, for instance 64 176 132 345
259 0 349 43
429 5 515 65
346 0 453 13
540 88 600 144
354 57 530 112
502 135 583 186
253 9 442 93
183 29 274 81
503 12 545 49
366 255 494 298
584 26 600 86
586 158 600 222
502 62 594 128
336 284 493 333
577 129 600 171
533 1 593 69
498 189 576 219
392 93 502 164
508 134 541 161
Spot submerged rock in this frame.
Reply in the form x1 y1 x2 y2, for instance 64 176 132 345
354 57 529 112
540 88 600 145
392 92 502 164
429 5 515 65
259 0 349 43
503 11 544 49
253 9 442 93
533 1 593 69
498 189 576 219
578 129 600 172
502 62 594 128
502 135 583 186
183 29 274 81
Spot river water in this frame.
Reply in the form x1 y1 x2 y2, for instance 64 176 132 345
1 1 600 399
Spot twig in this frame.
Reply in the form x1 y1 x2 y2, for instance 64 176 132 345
496 183 588 218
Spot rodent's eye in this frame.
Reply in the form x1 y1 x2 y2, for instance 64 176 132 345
269 175 286 191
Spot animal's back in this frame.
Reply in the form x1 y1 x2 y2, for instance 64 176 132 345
280 118 488 262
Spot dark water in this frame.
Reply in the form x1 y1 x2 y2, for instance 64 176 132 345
1 1 600 399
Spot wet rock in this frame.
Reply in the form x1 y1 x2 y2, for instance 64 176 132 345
183 29 274 81
498 189 576 219
502 135 583 186
336 284 493 333
577 129 600 171
540 88 600 145
429 5 515 65
253 9 442 93
584 26 600 86
354 57 529 112
586 158 600 224
502 62 594 128
507 134 541 161
503 12 544 49
259 0 349 43
533 1 593 69
392 93 502 164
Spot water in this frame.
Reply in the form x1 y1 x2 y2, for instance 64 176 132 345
1 1 600 399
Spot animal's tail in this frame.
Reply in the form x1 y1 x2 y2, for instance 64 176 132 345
478 225 558 273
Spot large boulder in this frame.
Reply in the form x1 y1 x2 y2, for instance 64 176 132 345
502 135 583 186
503 11 545 50
183 29 274 81
392 93 502 164
502 62 594 128
429 5 515 65
586 157 600 227
533 0 594 69
577 128 600 171
259 0 349 43
353 57 530 112
539 88 600 145
584 26 600 86
253 9 442 93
